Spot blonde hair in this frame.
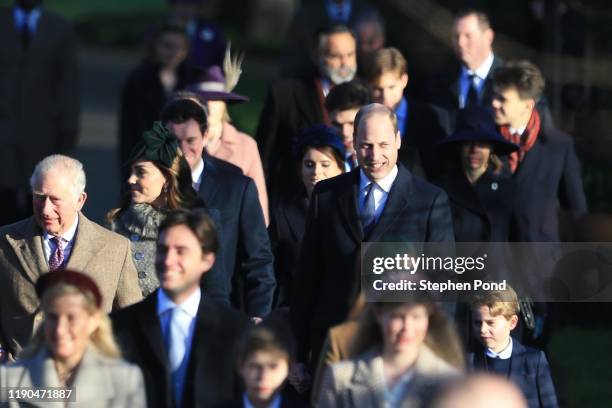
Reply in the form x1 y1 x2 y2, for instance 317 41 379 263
21 284 121 359
470 285 520 320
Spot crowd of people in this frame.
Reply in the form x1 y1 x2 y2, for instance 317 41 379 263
0 0 596 407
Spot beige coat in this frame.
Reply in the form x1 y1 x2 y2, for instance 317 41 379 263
208 122 269 224
318 346 459 408
0 346 145 407
0 214 142 357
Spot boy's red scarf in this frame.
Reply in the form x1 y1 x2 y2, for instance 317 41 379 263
499 109 541 173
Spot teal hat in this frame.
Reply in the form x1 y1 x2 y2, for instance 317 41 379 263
127 121 179 168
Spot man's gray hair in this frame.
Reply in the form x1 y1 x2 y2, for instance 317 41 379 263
30 155 87 198
353 103 399 138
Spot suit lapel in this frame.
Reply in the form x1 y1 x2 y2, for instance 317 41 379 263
136 292 169 370
69 348 115 403
367 166 412 242
509 340 527 381
336 170 362 243
512 138 543 182
350 352 385 407
66 213 105 273
283 196 307 242
186 300 222 405
198 156 221 205
5 217 48 284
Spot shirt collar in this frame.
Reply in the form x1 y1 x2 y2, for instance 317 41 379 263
486 337 513 360
157 287 201 318
243 393 282 408
509 125 527 136
325 0 352 23
43 213 79 242
462 52 495 81
395 97 408 122
191 157 205 186
359 165 398 193
13 5 42 30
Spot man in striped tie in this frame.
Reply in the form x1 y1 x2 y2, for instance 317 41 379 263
0 154 142 359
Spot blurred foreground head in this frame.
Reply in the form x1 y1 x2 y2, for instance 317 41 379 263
432 373 527 408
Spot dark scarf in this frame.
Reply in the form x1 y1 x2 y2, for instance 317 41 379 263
499 109 541 173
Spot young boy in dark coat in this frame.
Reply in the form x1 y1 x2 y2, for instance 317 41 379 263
468 286 559 408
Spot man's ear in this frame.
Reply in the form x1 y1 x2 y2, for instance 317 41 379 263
485 28 495 46
200 252 216 275
76 192 87 211
400 73 409 89
509 314 519 330
395 131 402 150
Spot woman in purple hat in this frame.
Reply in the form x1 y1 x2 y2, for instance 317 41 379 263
186 49 270 225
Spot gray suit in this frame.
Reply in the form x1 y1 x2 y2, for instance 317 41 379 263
0 346 146 407
318 346 458 408
0 213 142 357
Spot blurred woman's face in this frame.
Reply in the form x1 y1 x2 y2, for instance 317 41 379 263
207 100 227 126
128 160 168 206
301 147 343 196
377 304 429 354
461 141 492 173
156 32 188 69
240 350 289 405
44 293 100 363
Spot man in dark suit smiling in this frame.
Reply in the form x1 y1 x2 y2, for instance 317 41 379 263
290 103 454 372
112 210 248 408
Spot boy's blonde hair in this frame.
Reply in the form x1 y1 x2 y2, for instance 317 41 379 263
470 285 520 319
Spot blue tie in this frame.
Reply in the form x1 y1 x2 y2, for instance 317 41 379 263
361 183 377 236
167 307 190 406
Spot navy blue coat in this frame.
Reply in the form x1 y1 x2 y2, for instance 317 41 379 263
434 169 517 242
505 125 587 242
197 155 276 317
269 192 308 309
468 340 559 408
291 165 455 361
112 291 249 408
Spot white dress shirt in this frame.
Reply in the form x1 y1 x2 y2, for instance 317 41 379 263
486 337 513 360
191 158 205 191
157 287 200 348
358 165 398 225
43 214 79 267
459 53 495 108
243 392 282 408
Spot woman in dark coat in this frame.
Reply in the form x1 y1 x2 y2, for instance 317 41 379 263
435 108 519 243
269 125 345 308
119 24 196 178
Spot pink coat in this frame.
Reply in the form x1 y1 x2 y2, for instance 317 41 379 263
208 122 269 225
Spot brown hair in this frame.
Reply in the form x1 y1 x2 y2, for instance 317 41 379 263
107 148 201 223
299 145 345 171
366 47 407 81
159 209 219 255
349 301 465 370
492 60 545 101
470 285 520 320
353 103 399 139
236 323 296 366
454 8 492 31
21 284 121 359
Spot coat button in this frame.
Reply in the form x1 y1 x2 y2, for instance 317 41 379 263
138 271 146 279
134 252 145 261
130 234 140 242
491 182 499 191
